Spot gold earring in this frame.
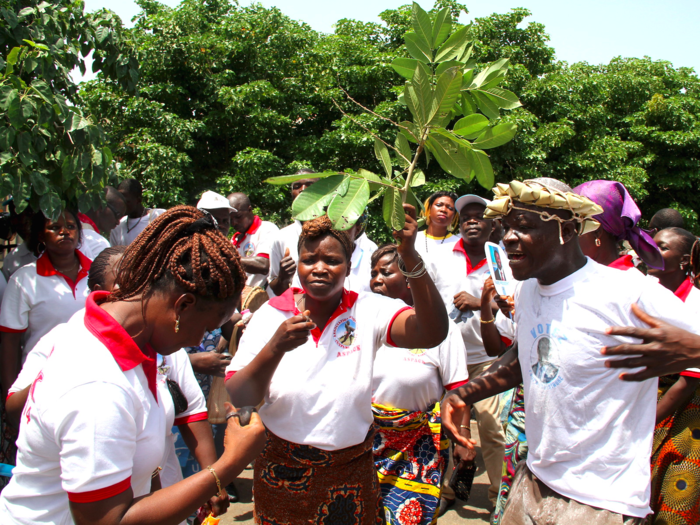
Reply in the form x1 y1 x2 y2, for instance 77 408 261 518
595 238 601 247
175 316 180 333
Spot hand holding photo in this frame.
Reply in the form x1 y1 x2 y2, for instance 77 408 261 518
485 242 514 297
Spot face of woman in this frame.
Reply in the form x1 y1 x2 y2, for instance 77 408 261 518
297 235 350 300
370 254 411 304
41 213 79 255
429 197 456 228
649 230 687 278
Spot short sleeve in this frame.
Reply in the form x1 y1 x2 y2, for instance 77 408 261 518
50 382 137 502
168 349 208 425
494 311 516 344
226 304 284 380
109 224 121 246
267 233 284 282
0 269 32 332
0 270 6 304
637 280 700 335
9 329 58 393
361 293 413 349
253 223 279 257
438 324 469 389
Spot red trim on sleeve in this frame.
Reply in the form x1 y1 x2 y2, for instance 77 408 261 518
0 326 27 333
681 370 700 379
67 476 131 503
675 278 694 303
608 254 635 271
257 253 270 259
225 371 236 382
445 379 469 391
385 306 414 348
500 336 513 346
78 213 100 235
174 411 209 426
6 391 14 401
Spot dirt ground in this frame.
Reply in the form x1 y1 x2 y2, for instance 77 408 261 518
219 420 493 525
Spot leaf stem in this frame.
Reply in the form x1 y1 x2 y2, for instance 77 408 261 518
402 129 428 202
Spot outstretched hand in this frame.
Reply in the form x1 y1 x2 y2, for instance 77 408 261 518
603 303 700 381
441 392 477 452
393 204 418 258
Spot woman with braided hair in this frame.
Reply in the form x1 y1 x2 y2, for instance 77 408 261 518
0 205 267 525
225 204 449 524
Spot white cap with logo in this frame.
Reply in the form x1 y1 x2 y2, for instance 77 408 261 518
454 194 492 214
197 190 237 212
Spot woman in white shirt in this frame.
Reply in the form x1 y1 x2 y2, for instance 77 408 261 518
369 244 470 525
0 206 266 525
0 209 91 399
225 205 449 524
415 191 460 260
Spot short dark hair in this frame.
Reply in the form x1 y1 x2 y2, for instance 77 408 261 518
88 245 127 291
370 244 399 269
117 178 143 198
650 208 684 230
28 209 82 255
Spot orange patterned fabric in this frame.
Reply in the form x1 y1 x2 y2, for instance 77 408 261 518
651 375 700 524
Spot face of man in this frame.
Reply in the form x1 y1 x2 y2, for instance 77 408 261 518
95 196 127 233
291 179 318 201
206 208 232 237
229 208 253 234
459 203 493 247
119 190 142 217
501 204 576 282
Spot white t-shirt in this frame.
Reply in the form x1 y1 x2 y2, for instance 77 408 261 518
80 228 110 260
414 230 460 262
225 287 410 450
0 292 166 524
0 251 91 359
428 239 493 365
513 258 699 518
109 208 166 246
372 322 468 412
232 216 279 288
1 242 37 281
345 233 378 294
267 221 303 297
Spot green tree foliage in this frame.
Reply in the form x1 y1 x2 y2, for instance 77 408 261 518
0 0 137 219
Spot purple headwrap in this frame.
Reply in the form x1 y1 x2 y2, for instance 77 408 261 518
573 180 664 269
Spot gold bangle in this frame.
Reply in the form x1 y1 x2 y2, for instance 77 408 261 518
459 425 470 429
480 317 495 324
207 466 222 495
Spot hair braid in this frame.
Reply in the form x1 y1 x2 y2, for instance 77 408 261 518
108 205 246 303
298 215 354 262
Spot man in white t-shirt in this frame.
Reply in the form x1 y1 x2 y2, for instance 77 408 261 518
268 171 318 296
427 194 505 507
227 192 279 289
442 178 700 524
2 200 36 281
109 179 166 246
78 186 126 258
196 190 237 237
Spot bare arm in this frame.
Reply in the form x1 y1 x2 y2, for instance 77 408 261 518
69 406 266 525
389 205 449 350
226 313 315 407
656 375 700 424
239 257 270 276
442 345 522 448
269 249 296 296
1 332 23 399
5 385 29 428
480 277 507 357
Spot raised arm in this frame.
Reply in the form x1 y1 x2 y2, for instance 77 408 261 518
480 277 508 357
239 257 270 276
389 204 449 350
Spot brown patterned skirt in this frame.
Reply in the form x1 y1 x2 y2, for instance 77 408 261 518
254 427 381 525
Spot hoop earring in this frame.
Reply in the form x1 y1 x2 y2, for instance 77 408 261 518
174 316 180 333
37 241 46 254
595 238 601 247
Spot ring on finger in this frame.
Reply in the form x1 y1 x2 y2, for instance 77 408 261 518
226 412 241 421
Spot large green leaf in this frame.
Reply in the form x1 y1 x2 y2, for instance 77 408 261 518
405 32 432 64
355 169 385 191
471 58 510 88
472 122 517 149
429 128 472 149
7 92 23 127
391 58 419 79
429 66 462 124
395 133 412 167
453 114 489 138
0 86 17 110
410 62 433 127
327 178 370 231
410 168 425 187
265 170 340 185
383 186 405 231
468 149 494 188
374 138 393 178
460 92 477 116
4 47 21 76
40 190 62 221
479 87 522 109
0 126 15 150
406 187 424 213
431 8 452 48
472 91 501 120
425 135 473 180
411 3 433 52
434 26 470 62
436 60 462 77
400 121 421 144
292 174 349 221
30 170 48 195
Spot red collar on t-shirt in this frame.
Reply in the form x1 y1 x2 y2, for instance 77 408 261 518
36 250 92 296
269 287 359 344
675 277 695 303
233 215 262 248
453 239 487 275
77 212 100 235
608 254 635 271
83 291 158 402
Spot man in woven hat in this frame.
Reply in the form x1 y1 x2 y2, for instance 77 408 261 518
441 178 699 524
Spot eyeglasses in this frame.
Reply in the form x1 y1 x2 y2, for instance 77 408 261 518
106 203 124 222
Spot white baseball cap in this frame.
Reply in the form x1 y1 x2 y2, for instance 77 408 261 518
455 194 492 214
197 190 237 212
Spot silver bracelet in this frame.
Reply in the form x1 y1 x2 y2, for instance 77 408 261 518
398 255 427 279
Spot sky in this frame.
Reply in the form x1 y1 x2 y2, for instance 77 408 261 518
78 0 700 82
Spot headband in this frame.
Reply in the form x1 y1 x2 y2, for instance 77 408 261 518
484 180 604 244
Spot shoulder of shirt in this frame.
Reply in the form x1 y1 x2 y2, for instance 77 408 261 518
260 220 280 231
9 261 39 282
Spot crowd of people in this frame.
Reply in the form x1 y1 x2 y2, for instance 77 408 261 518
0 174 698 525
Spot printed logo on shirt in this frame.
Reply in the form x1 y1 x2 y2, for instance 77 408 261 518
409 348 427 355
529 331 562 388
244 242 255 257
333 317 356 348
